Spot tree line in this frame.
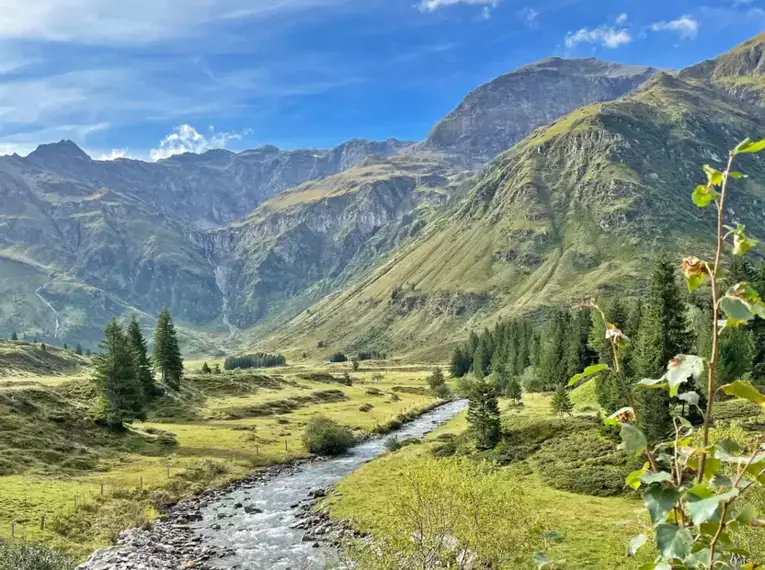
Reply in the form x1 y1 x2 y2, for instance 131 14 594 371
455 252 765 446
223 352 286 370
91 308 183 429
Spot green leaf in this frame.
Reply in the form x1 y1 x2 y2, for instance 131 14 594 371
721 380 765 406
681 256 708 292
619 423 648 457
627 534 648 557
655 523 693 560
641 471 673 485
678 391 700 406
604 406 633 425
568 363 609 387
626 465 649 490
728 171 746 179
644 486 680 525
683 548 713 568
733 138 765 154
730 225 759 256
636 377 669 390
703 457 722 480
691 184 719 208
745 460 765 483
735 503 758 524
721 283 765 327
665 355 705 397
715 439 750 464
703 164 724 186
687 489 739 526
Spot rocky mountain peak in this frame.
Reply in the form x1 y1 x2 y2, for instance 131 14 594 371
26 139 91 163
421 57 657 166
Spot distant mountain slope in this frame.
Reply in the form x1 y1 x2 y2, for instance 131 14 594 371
421 58 657 166
261 38 765 360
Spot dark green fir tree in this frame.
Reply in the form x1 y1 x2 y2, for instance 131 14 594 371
127 317 157 402
467 379 501 449
153 308 184 390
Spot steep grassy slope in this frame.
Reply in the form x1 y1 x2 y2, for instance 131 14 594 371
260 40 765 360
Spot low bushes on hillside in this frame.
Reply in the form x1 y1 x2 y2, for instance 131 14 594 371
302 416 355 455
0 542 75 570
329 352 348 363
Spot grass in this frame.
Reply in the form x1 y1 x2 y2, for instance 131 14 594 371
327 392 653 570
0 360 441 559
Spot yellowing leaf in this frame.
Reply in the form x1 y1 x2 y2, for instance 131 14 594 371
721 380 765 406
734 138 765 155
703 164 723 186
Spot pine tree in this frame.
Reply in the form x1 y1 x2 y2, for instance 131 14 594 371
201 362 212 374
467 379 501 449
507 376 523 405
564 308 595 381
153 308 184 390
550 383 574 416
40 342 46 352
63 343 68 351
91 320 145 429
635 254 692 442
75 342 83 356
127 317 156 402
10 331 17 341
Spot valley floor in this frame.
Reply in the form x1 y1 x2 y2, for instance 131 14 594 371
0 358 439 559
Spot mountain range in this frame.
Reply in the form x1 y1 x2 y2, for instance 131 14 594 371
2 33 764 359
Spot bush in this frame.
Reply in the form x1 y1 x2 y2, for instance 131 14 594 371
0 543 76 570
359 403 374 412
302 416 356 455
329 352 348 363
384 435 402 452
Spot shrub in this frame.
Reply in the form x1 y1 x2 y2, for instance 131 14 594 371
384 436 402 452
359 403 373 412
302 416 355 455
0 543 76 570
329 352 348 363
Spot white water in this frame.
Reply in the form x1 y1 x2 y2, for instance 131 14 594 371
191 400 468 570
34 286 60 339
210 262 240 340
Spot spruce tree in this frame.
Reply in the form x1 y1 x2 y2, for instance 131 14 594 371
538 309 569 390
153 308 184 390
40 342 46 352
472 337 490 379
10 331 17 341
551 383 574 416
201 362 212 374
635 254 692 442
467 379 501 449
63 343 68 351
91 320 145 429
450 345 472 378
75 342 83 356
507 376 523 404
127 317 156 402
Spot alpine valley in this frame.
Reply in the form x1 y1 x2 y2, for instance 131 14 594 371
3 33 765 359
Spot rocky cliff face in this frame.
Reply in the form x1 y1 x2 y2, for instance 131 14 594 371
421 58 657 166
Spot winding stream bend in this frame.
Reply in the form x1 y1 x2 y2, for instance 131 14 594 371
191 399 467 570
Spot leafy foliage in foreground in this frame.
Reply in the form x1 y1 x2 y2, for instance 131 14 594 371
556 138 765 570
341 457 539 569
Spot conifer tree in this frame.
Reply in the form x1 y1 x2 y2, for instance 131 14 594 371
63 343 68 350
201 362 212 374
472 337 490 379
538 309 569 389
40 342 46 352
550 383 573 416
127 317 156 402
507 376 523 405
10 331 17 341
213 363 221 375
635 254 692 442
450 345 472 378
153 308 184 390
75 342 83 356
91 320 145 429
467 379 501 449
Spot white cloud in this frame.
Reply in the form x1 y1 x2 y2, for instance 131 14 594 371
650 15 699 39
97 148 129 161
520 7 539 27
565 25 633 49
615 13 628 25
418 0 500 13
0 0 346 45
149 124 248 161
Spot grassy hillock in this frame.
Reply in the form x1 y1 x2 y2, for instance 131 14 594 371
0 341 87 379
0 360 441 559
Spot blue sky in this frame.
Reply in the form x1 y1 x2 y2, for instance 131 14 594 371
0 0 763 160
